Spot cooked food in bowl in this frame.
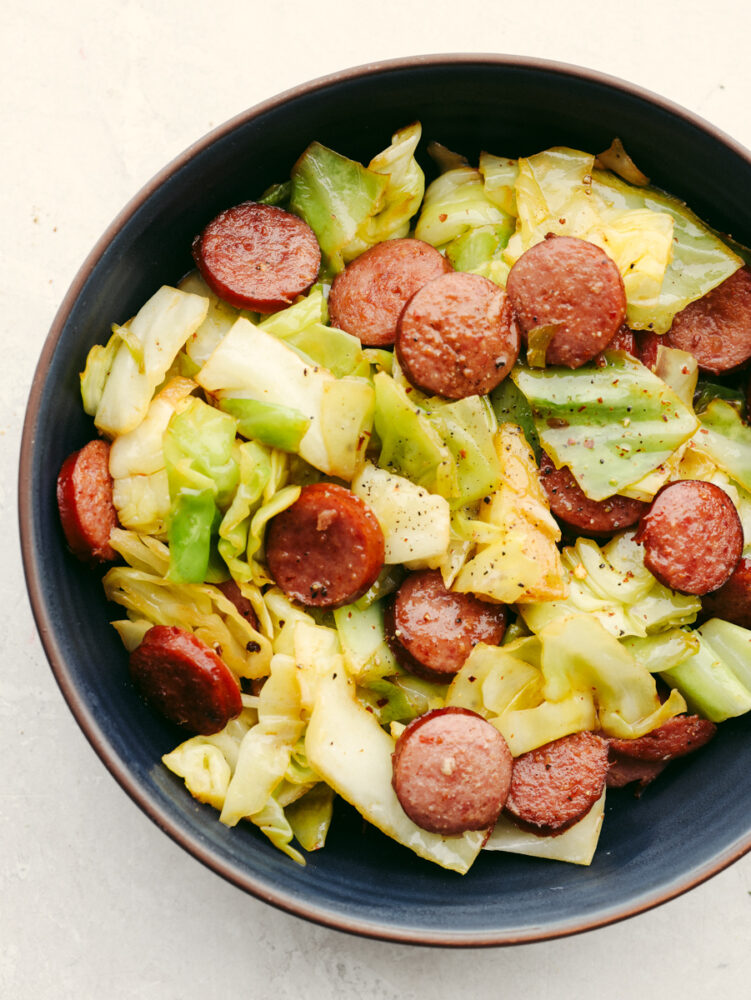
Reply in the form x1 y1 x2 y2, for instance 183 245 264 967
55 120 751 874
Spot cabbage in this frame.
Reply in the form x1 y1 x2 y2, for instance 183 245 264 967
285 783 334 852
216 441 296 585
415 166 513 250
333 598 398 683
420 394 502 506
691 398 751 492
351 462 450 565
372 372 456 496
486 790 605 866
513 353 699 501
520 532 700 638
305 667 485 873
220 654 304 827
197 317 374 479
178 271 245 366
163 397 239 583
478 153 518 215
289 123 424 274
259 285 365 378
93 286 208 437
448 616 685 755
454 424 567 604
659 630 751 722
698 619 751 692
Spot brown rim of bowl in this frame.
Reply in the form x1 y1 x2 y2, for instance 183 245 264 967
18 52 751 947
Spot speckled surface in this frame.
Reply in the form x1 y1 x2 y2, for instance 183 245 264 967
5 1 751 996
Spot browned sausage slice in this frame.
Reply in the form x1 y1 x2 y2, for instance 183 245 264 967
506 235 626 368
634 480 743 595
265 482 385 608
609 714 716 761
192 202 321 313
665 267 751 374
539 451 648 537
217 579 260 632
129 625 243 735
604 324 638 356
328 237 452 347
56 439 118 562
637 330 663 371
385 570 507 681
396 271 520 399
392 707 513 835
606 752 667 790
701 555 751 627
504 731 608 834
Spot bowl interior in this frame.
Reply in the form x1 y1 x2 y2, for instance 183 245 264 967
21 56 751 945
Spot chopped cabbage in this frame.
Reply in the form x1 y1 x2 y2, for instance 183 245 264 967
486 790 605 866
351 462 450 565
454 423 567 604
520 531 700 638
414 166 514 257
93 286 208 437
513 353 699 501
197 317 374 479
289 123 424 274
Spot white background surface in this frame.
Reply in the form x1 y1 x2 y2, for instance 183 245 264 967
4 1 751 996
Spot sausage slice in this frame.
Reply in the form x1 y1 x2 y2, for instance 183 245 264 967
505 731 608 834
396 271 520 399
506 235 626 368
634 480 743 595
608 714 716 762
265 483 385 608
665 267 751 373
392 707 513 835
217 579 260 632
385 570 507 681
539 451 648 537
701 555 751 627
328 238 452 346
129 626 243 735
606 753 667 790
56 439 118 562
192 202 321 313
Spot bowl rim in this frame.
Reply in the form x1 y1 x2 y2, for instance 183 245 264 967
19 51 751 947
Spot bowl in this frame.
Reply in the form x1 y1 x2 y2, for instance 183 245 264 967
20 54 751 946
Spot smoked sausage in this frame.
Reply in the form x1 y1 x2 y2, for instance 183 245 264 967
634 480 743 595
192 202 321 313
265 483 385 608
608 714 716 762
504 731 608 834
539 451 648 537
391 707 513 835
665 267 751 373
506 235 626 368
129 625 243 735
328 238 451 346
57 439 118 562
606 753 667 790
396 271 520 399
217 579 260 632
385 570 507 681
701 555 751 627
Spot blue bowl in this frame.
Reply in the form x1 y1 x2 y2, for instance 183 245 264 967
19 54 751 946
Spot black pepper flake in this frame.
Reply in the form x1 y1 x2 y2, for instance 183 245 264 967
246 641 261 653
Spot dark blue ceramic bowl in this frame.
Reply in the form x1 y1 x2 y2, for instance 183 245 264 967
20 55 751 946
